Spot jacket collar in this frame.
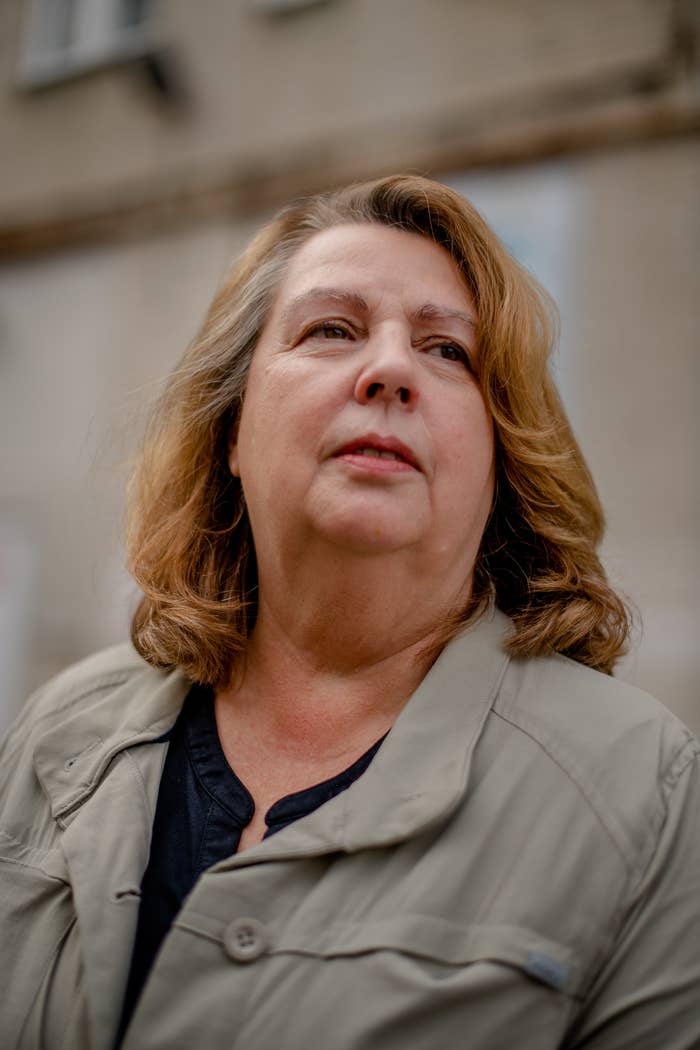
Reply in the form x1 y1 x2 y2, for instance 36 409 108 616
33 661 190 822
34 607 510 834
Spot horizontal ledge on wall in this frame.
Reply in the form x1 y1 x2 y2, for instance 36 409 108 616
1 88 698 260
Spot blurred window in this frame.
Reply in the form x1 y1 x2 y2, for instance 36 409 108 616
18 0 153 88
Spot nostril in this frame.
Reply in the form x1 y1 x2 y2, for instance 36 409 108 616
367 382 382 399
399 387 410 404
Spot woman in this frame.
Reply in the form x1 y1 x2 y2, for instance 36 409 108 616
1 176 698 1050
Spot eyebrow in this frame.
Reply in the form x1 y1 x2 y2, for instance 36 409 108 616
413 302 476 329
279 286 476 331
279 288 370 328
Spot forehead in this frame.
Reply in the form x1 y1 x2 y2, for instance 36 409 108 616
273 223 474 314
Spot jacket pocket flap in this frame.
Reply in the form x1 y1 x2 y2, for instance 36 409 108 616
273 915 579 995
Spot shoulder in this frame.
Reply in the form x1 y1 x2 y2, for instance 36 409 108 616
0 644 187 833
28 641 149 709
495 650 697 777
489 651 699 873
2 643 153 749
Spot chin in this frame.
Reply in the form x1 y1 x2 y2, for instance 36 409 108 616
312 510 427 555
325 527 424 555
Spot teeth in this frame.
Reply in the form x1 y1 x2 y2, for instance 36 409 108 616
356 448 400 460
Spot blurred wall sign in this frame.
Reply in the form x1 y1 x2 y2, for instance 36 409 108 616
0 520 37 735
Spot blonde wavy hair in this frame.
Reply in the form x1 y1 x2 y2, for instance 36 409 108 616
128 174 629 683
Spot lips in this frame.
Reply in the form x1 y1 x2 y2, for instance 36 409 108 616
333 433 421 471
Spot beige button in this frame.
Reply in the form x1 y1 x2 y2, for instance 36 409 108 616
223 917 268 962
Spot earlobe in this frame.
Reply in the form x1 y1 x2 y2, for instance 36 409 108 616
228 444 241 478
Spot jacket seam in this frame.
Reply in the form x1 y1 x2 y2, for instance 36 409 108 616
5 672 136 752
59 967 87 1050
490 708 638 874
34 670 139 718
122 745 155 823
660 740 700 800
0 853 69 883
15 914 78 1047
0 828 68 880
627 746 698 900
577 749 699 1006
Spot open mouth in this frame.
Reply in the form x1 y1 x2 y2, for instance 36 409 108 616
349 447 405 461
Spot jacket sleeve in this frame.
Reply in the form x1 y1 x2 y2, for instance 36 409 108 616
568 739 700 1050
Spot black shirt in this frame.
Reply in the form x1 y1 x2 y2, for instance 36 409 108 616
119 684 384 1037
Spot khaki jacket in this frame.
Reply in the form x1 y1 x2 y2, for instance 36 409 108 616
1 609 699 1050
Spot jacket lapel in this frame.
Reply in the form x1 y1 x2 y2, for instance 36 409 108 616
33 666 189 1050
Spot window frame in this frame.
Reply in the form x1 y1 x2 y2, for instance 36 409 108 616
17 0 154 90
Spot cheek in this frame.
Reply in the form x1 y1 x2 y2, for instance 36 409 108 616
262 365 347 449
234 367 330 484
436 406 495 525
234 367 287 467
445 396 494 475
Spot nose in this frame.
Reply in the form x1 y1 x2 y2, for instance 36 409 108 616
353 329 419 409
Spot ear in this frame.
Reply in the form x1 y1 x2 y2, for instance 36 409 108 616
228 443 241 478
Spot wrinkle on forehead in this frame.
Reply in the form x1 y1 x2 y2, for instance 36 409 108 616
271 224 478 333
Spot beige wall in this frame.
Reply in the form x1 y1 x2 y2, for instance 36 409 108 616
1 0 695 241
1 138 698 734
560 142 699 730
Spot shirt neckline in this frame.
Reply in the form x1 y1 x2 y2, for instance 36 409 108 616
183 684 386 835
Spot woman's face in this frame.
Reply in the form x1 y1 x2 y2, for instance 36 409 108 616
229 223 495 592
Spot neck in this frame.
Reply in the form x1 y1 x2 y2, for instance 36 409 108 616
217 544 471 760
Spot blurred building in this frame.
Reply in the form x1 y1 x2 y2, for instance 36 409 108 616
0 0 698 730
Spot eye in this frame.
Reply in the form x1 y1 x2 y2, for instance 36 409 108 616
425 342 472 370
305 322 352 341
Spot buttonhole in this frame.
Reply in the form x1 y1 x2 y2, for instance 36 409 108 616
112 886 141 902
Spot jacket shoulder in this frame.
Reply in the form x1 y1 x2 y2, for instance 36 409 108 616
497 651 696 763
493 653 699 873
1 644 160 788
36 641 148 704
4 643 150 741
0 644 184 840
